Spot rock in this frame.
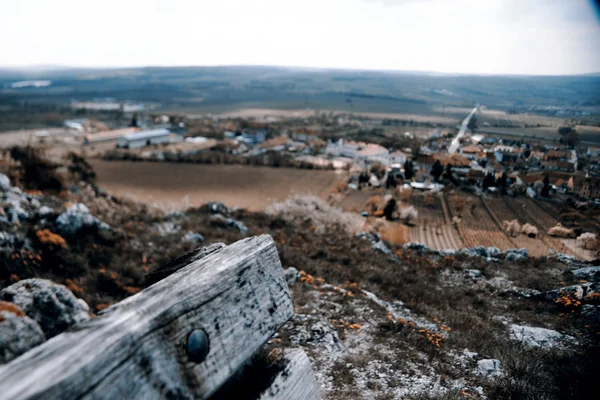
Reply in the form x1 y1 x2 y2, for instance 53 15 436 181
154 221 181 236
357 232 392 255
477 359 503 377
463 349 478 359
581 305 600 324
290 322 342 352
572 266 600 282
372 240 392 255
284 267 300 287
208 202 230 216
0 174 11 192
509 324 571 348
466 269 482 279
209 214 248 233
460 246 500 259
502 248 528 261
55 203 112 236
29 197 41 209
0 279 90 338
403 242 431 252
438 249 457 257
0 303 46 364
539 285 585 302
164 211 185 220
37 205 54 217
182 231 205 243
538 282 597 302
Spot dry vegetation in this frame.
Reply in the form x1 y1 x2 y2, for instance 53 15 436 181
1 148 599 399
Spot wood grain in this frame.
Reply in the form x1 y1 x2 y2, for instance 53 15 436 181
0 235 294 400
259 349 321 400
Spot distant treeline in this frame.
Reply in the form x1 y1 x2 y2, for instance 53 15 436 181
103 149 335 170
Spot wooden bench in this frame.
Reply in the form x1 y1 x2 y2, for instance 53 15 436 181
0 235 319 399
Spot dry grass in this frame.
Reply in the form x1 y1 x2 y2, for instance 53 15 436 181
266 195 368 235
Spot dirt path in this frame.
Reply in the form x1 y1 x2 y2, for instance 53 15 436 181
90 160 344 211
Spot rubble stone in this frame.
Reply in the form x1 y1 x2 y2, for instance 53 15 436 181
0 306 45 364
0 279 90 338
509 324 571 348
477 359 503 377
55 203 112 236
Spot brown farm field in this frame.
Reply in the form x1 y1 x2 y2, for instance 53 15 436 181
90 160 345 211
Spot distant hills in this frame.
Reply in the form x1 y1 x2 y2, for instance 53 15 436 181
1 66 599 114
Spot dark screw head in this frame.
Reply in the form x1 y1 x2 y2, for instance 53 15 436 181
186 329 210 363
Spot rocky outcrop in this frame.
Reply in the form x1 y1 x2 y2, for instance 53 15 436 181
571 266 600 282
55 203 112 236
509 324 572 348
357 232 392 255
502 248 528 261
182 231 205 243
477 359 503 377
581 304 600 324
209 214 248 233
290 321 343 352
0 301 45 364
284 267 300 287
0 279 90 338
460 246 500 259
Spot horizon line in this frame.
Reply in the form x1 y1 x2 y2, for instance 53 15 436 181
0 64 599 78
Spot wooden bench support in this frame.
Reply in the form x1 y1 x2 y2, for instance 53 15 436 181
0 235 307 399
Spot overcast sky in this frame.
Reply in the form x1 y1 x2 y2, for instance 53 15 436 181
1 0 599 75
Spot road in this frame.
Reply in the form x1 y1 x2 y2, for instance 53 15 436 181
448 104 479 154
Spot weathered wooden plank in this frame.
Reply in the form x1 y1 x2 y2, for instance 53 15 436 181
0 235 293 400
259 349 321 400
144 242 226 286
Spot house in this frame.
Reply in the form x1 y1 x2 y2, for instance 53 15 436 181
83 128 139 145
433 153 471 168
587 147 600 157
239 129 266 145
460 145 482 160
258 136 290 152
64 119 90 132
389 150 409 165
325 139 388 163
568 176 600 199
357 143 390 164
116 128 172 149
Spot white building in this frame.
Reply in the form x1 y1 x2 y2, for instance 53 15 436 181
325 139 388 163
116 128 172 149
64 118 89 132
389 150 408 165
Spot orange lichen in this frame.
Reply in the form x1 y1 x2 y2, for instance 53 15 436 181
0 301 25 317
36 229 67 248
332 319 362 333
123 286 141 295
556 292 581 313
64 279 83 295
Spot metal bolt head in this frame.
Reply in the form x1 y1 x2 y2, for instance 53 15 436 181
186 329 210 363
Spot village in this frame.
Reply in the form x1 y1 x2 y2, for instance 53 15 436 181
9 103 590 262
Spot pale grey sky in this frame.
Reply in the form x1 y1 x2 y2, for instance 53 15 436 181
1 0 599 75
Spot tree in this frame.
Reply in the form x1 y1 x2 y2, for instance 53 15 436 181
558 126 574 136
483 172 495 190
565 130 580 147
497 172 508 194
403 160 414 180
431 160 443 182
130 113 138 128
383 198 397 221
467 115 478 131
443 163 455 183
541 175 550 197
533 180 544 195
